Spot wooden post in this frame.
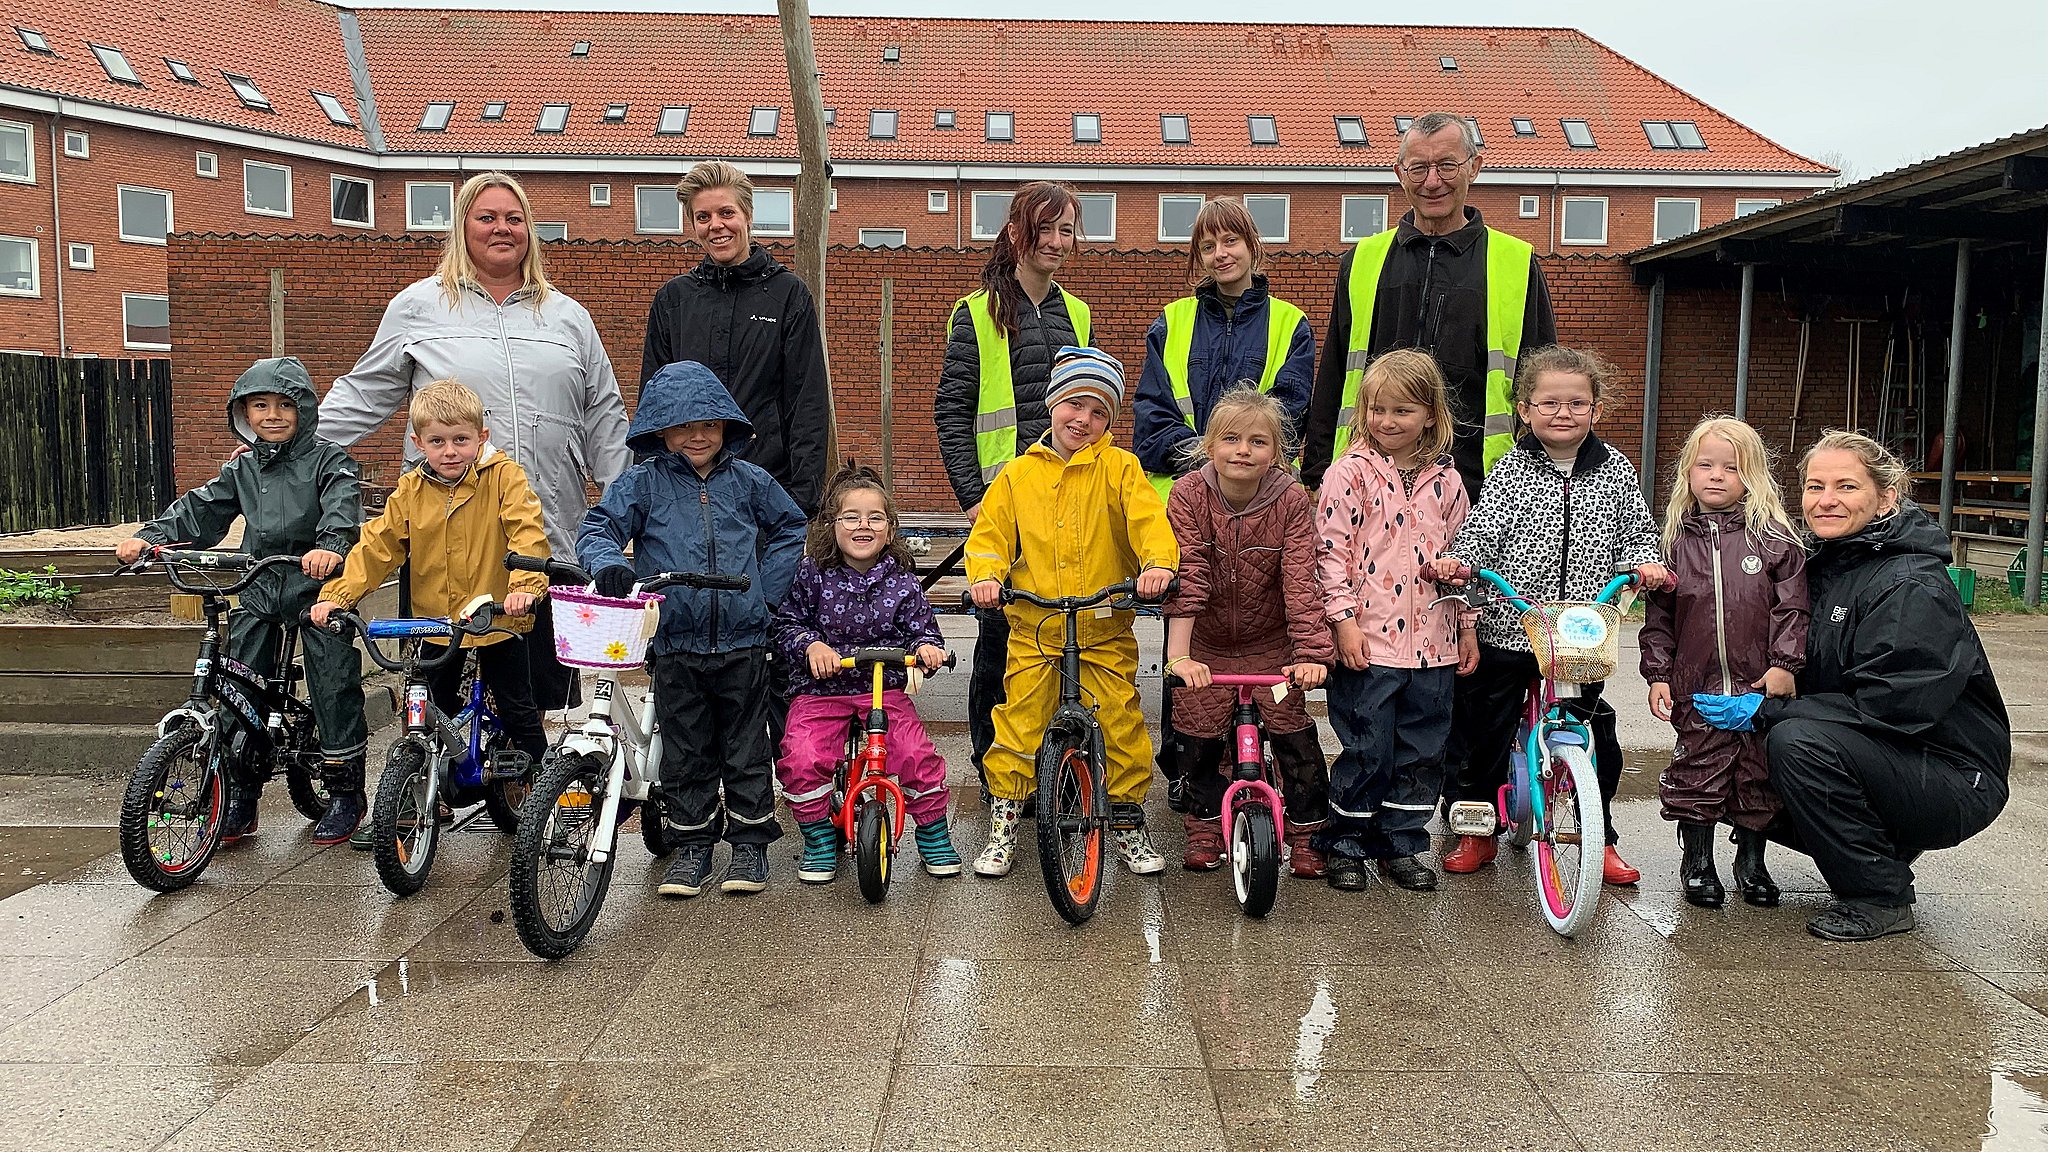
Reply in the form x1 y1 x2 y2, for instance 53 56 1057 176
778 0 835 459
879 278 894 487
268 269 286 356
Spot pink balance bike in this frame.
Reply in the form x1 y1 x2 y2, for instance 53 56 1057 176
1164 671 1294 918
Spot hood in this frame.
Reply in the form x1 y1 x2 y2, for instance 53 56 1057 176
1678 506 1748 538
689 243 782 292
228 356 319 462
628 360 755 458
1812 500 1951 566
1198 460 1294 516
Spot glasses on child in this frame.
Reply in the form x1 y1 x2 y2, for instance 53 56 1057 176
835 512 891 529
1526 399 1595 416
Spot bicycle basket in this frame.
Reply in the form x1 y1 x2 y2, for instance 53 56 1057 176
1520 601 1621 684
550 586 664 669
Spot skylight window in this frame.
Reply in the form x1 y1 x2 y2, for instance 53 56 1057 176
1161 114 1190 145
1464 117 1484 147
223 73 271 111
748 107 780 136
1334 116 1367 146
1394 116 1414 134
17 28 52 55
1247 115 1278 145
985 111 1013 142
656 105 689 135
935 109 955 129
165 58 197 83
570 41 590 57
90 44 141 86
482 102 506 121
312 91 354 127
822 108 835 125
1560 119 1596 148
882 45 900 62
1072 113 1101 144
1643 121 1677 149
604 103 628 122
418 102 454 132
536 104 569 133
1512 117 1536 136
1439 56 1458 70
869 110 898 139
1671 121 1705 149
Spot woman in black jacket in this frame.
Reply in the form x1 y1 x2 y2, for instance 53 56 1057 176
1704 431 2009 941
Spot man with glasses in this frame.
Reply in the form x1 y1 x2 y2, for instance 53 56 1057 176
1300 110 1557 505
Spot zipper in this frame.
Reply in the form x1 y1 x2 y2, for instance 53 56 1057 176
1418 241 1438 337
1557 471 1573 600
1708 520 1733 695
493 291 522 462
700 482 719 648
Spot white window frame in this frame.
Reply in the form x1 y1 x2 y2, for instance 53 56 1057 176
1244 194 1290 243
633 184 682 234
751 188 794 237
927 190 948 214
405 181 454 231
1072 113 1101 144
62 129 89 159
589 183 611 207
117 184 173 245
0 119 32 184
1339 194 1388 242
122 293 171 351
829 187 838 212
985 111 1014 142
243 160 293 219
0 236 39 297
868 110 898 140
330 174 373 229
1735 198 1781 218
1158 194 1205 243
195 151 218 179
970 191 1014 241
857 228 908 249
534 222 568 242
1652 197 1701 244
1519 195 1541 219
1560 196 1609 246
1076 192 1116 242
67 242 94 270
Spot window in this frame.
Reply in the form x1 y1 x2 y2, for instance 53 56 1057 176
331 175 372 228
1334 117 1367 147
882 46 900 63
196 151 217 179
165 58 197 83
603 103 628 123
90 44 142 86
1161 115 1190 145
752 188 794 236
117 185 172 243
1519 195 1541 219
17 28 52 54
985 111 1013 141
406 182 453 230
535 104 569 133
418 103 454 131
244 160 291 217
1072 114 1101 144
1245 194 1289 242
1652 198 1701 243
927 190 948 213
1671 121 1706 149
312 92 354 127
1247 115 1278 145
1077 192 1115 241
1560 119 1596 149
589 183 611 207
1393 116 1413 135
1512 117 1536 136
223 73 271 111
1643 120 1678 149
858 228 907 248
748 107 780 137
656 106 689 135
59 129 87 159
829 188 837 212
935 110 956 129
0 237 37 296
1735 198 1780 218
0 120 32 183
1464 117 1484 147
1158 194 1203 242
869 110 898 140
534 222 568 241
1340 195 1388 242
1439 55 1458 70
571 41 590 57
970 191 1013 240
482 102 506 121
634 185 680 233
1644 120 1707 149
822 108 835 126
123 294 170 350
67 242 93 270
1560 197 1608 245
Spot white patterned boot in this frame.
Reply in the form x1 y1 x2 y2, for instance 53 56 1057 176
1115 827 1167 875
973 797 1023 878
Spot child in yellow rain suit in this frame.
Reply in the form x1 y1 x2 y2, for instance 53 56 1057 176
966 346 1180 878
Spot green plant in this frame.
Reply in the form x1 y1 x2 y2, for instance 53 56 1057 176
1969 576 2044 617
0 566 76 613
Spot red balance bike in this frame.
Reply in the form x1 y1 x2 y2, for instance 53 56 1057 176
1165 671 1295 918
832 647 955 903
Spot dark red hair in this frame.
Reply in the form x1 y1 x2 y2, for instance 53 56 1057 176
978 181 1080 339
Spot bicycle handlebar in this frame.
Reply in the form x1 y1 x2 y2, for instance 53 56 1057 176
1435 566 1642 613
958 575 1181 614
505 552 750 594
837 647 958 671
1164 671 1298 690
131 548 306 597
319 604 506 675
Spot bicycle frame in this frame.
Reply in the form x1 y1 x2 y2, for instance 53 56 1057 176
153 551 313 771
556 665 663 868
834 656 910 849
1210 675 1290 844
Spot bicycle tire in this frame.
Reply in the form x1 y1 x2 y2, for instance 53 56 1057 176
119 727 225 892
509 751 617 960
855 798 891 904
1230 801 1282 919
1035 725 1104 926
371 741 438 897
283 754 329 823
479 728 529 835
1534 742 1606 937
639 793 674 858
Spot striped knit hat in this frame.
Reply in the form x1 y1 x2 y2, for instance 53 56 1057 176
1045 346 1126 420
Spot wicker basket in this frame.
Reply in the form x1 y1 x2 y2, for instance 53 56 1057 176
550 586 664 669
1521 601 1621 684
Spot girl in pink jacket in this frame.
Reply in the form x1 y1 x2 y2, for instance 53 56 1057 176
1313 349 1476 894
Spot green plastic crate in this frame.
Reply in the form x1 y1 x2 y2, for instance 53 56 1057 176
2011 551 2042 598
1948 566 1976 607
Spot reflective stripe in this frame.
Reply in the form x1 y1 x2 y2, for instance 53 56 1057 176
973 408 1016 434
1379 801 1437 812
958 287 1091 485
1487 348 1518 377
1483 412 1516 436
1148 292 1306 500
783 782 834 803
668 815 717 832
1345 348 1372 372
1328 802 1379 819
728 808 778 825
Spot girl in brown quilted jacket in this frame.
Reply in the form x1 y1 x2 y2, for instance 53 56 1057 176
1162 388 1334 877
1640 417 1808 909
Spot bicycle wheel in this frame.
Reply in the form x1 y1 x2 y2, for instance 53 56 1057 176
371 742 438 897
1533 742 1606 937
855 797 892 904
479 729 530 835
1229 801 1281 919
509 751 617 960
119 727 226 892
283 748 329 823
1035 725 1105 925
639 792 674 858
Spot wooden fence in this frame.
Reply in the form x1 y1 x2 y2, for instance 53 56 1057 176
0 354 174 534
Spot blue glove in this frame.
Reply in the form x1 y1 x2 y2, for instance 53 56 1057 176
1692 692 1763 732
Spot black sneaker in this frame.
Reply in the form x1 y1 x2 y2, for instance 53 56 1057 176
1381 855 1439 891
1326 854 1370 892
1808 900 1915 942
720 842 769 894
658 844 714 898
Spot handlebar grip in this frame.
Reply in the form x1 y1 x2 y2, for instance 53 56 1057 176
685 573 750 592
1163 671 1186 690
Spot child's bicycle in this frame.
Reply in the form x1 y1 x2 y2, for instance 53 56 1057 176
322 598 532 897
1162 671 1295 919
1437 565 1642 937
117 547 334 891
830 647 957 903
501 552 750 959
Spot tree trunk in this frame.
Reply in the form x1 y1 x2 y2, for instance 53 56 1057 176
779 0 835 462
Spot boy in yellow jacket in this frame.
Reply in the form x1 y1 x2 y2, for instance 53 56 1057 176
967 347 1180 877
312 380 553 842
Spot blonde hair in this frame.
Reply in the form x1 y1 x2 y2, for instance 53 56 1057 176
676 160 755 221
410 379 486 431
1351 349 1455 462
1663 416 1800 554
1798 429 1908 528
435 172 552 309
1184 198 1264 290
1184 386 1294 473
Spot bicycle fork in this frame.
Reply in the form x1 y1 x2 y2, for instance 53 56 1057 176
1218 694 1284 836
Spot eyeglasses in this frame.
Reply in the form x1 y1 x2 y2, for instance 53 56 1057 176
1525 399 1594 416
1398 157 1474 180
834 512 891 529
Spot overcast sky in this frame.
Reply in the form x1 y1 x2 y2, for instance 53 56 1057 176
352 0 2047 178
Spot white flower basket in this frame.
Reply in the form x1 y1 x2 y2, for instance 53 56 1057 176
550 586 664 669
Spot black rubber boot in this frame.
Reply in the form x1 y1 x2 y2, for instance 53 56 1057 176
312 756 367 846
1730 825 1780 907
221 783 261 844
1678 822 1725 908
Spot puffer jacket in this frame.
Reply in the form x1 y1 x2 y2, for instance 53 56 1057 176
639 244 831 515
1164 464 1331 737
1449 432 1662 651
319 277 630 558
578 361 808 656
934 282 1087 510
1640 508 1808 696
1314 445 1472 669
1133 276 1316 477
773 554 946 698
138 357 361 621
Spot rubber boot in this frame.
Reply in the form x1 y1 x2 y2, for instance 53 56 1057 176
1731 825 1780 907
973 797 1023 878
312 755 367 846
220 782 261 845
795 819 838 884
1285 821 1327 879
1182 814 1224 871
1678 822 1725 908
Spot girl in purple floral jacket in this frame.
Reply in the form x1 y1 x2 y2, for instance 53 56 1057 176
773 464 958 881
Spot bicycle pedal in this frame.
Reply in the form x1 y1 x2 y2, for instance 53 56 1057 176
1108 801 1147 830
484 750 532 782
1447 801 1499 837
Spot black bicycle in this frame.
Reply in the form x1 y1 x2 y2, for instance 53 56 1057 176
118 548 332 891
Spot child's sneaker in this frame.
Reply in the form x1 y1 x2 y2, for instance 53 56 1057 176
658 844 714 897
914 818 962 877
1114 827 1167 875
1182 815 1224 871
973 797 1023 877
796 820 839 884
720 842 769 894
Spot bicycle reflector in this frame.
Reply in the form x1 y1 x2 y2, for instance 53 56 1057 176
1447 800 1499 837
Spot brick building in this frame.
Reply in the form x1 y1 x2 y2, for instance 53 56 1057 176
2 2 1834 357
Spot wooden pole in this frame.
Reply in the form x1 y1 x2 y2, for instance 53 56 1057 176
268 269 286 356
880 277 894 488
778 0 835 459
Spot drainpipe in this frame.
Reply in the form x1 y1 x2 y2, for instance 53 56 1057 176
954 165 963 248
1733 262 1755 419
48 102 66 355
2025 218 2048 606
1547 173 1560 257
